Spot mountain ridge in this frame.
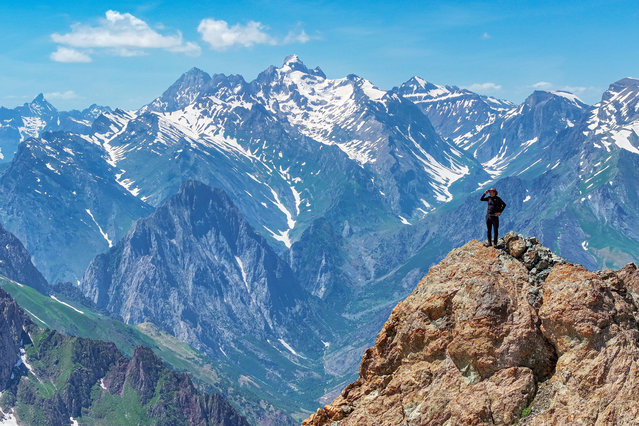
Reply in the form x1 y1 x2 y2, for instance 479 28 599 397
0 286 250 426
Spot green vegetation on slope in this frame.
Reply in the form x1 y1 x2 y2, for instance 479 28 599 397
0 276 294 425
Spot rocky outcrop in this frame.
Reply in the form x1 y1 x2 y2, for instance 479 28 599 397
0 287 249 426
305 233 639 425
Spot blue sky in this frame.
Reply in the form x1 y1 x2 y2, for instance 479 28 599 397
0 0 637 110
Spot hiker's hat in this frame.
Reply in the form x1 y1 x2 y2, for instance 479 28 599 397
489 187 498 194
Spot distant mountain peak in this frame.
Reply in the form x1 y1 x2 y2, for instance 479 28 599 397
32 93 47 103
613 76 639 86
397 77 463 100
278 55 325 78
524 90 588 108
409 75 428 87
80 178 319 365
26 93 56 114
605 77 639 97
283 54 302 66
143 67 213 112
281 54 308 72
404 76 439 91
549 90 586 106
175 67 212 86
183 66 211 79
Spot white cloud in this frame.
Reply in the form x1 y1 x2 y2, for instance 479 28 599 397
197 17 312 50
44 90 79 100
50 47 92 63
466 82 502 92
532 81 553 89
530 81 599 96
197 18 274 50
50 10 200 61
168 41 201 55
560 85 588 94
283 29 311 44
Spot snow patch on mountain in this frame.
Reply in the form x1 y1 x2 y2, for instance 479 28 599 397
22 308 48 327
85 209 113 248
551 90 585 106
19 116 46 141
278 338 301 357
235 256 250 293
609 123 639 155
0 406 19 426
50 295 84 314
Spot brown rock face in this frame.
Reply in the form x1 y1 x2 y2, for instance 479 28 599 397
305 233 639 425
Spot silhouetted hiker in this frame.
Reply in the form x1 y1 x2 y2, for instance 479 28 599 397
481 187 506 247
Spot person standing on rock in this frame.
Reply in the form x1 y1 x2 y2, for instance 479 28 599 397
481 187 506 247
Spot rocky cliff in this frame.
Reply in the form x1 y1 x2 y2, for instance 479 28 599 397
0 287 249 426
80 180 322 355
305 233 639 425
0 222 48 293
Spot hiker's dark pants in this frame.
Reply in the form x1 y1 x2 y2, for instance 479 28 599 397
486 214 499 244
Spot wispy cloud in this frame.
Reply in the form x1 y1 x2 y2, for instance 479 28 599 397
530 81 600 98
44 90 79 100
283 29 311 44
531 81 553 90
481 32 491 40
50 10 200 62
466 82 502 92
50 47 92 63
197 17 313 50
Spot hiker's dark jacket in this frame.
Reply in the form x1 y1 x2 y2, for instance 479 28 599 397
480 194 507 215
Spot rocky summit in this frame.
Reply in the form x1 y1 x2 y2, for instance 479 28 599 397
305 233 639 425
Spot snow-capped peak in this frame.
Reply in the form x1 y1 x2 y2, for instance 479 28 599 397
585 76 639 155
550 90 585 106
600 77 639 105
280 54 310 73
524 90 588 110
143 66 214 113
277 54 325 78
610 77 639 90
397 78 474 103
283 54 302 66
27 94 56 115
411 76 429 88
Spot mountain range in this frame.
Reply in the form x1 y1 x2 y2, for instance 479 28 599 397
0 94 110 164
1 55 639 422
